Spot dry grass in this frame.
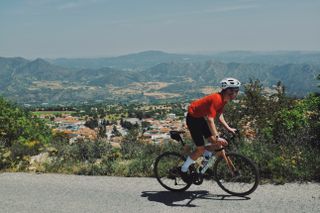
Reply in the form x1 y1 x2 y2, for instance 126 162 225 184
29 81 98 91
143 92 181 99
107 81 177 99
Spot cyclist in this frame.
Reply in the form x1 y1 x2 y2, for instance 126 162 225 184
180 77 241 182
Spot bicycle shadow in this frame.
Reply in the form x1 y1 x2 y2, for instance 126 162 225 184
141 190 250 207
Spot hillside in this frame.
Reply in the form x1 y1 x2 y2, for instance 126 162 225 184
0 52 319 105
143 61 319 97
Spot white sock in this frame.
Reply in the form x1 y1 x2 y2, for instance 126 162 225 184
181 156 194 172
203 150 213 158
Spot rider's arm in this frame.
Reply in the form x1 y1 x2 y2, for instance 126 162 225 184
206 116 228 146
218 113 231 130
206 116 219 141
218 113 237 133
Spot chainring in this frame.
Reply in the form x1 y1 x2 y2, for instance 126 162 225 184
189 166 204 185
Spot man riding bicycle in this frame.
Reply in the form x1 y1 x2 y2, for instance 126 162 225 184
180 77 241 182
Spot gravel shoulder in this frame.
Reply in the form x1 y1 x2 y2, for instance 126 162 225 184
0 173 319 213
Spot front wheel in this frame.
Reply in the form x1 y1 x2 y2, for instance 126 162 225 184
213 153 259 196
153 152 192 192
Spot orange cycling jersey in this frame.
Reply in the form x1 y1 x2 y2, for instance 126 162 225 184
188 93 226 118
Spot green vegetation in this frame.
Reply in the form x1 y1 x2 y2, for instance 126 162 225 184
0 97 52 170
24 133 182 177
222 80 320 183
0 76 320 183
32 111 75 116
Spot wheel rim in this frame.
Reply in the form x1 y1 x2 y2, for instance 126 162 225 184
214 153 259 196
154 152 191 191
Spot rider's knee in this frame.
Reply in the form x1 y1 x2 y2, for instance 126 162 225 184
195 146 205 154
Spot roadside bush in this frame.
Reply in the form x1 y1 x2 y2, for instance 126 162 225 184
234 135 320 183
0 97 51 170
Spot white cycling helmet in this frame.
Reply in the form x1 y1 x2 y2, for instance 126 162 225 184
220 78 241 90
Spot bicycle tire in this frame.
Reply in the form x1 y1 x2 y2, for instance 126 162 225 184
154 152 192 192
213 152 259 196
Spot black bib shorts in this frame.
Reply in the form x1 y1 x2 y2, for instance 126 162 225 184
186 113 212 147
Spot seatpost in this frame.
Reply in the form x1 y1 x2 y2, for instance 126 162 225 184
179 137 186 146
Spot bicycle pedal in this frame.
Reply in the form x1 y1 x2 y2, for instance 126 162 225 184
177 167 192 184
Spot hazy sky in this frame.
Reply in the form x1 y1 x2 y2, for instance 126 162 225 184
1 0 319 58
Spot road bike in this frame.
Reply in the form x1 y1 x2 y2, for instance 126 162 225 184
153 131 260 196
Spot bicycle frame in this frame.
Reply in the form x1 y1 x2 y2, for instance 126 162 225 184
169 131 238 176
199 155 215 174
156 131 260 195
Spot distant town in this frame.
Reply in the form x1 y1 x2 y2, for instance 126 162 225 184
32 103 190 147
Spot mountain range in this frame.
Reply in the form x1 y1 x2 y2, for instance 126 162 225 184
49 50 320 70
0 51 319 105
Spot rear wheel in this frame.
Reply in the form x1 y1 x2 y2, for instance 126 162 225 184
213 153 259 196
154 152 192 192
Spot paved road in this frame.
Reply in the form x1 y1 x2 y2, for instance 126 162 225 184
0 173 319 213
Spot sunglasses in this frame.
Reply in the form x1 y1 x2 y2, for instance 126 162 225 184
229 88 239 93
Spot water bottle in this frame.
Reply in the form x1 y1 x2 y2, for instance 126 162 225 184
201 150 212 167
200 155 215 174
202 155 210 168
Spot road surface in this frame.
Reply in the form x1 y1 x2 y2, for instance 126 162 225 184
0 173 319 213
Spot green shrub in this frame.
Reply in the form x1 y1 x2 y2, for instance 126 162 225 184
0 97 51 170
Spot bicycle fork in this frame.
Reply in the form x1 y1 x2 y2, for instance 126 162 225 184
198 151 237 176
221 151 237 176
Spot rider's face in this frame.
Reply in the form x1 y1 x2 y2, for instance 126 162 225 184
225 88 239 100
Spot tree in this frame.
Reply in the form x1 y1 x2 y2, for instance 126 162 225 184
141 121 151 129
120 128 142 159
242 79 268 120
270 81 293 113
112 125 121 137
135 111 144 120
0 97 52 164
98 108 106 119
98 125 106 138
84 118 98 129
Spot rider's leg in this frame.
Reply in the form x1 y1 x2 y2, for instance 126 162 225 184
205 137 236 175
205 136 224 157
181 146 205 172
182 114 208 173
190 146 205 160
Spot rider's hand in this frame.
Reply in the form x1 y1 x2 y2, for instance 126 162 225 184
228 128 237 134
217 137 228 146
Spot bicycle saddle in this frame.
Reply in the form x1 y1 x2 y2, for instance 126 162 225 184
169 130 185 141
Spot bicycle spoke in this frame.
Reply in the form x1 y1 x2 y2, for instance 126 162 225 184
154 152 192 191
214 153 259 196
